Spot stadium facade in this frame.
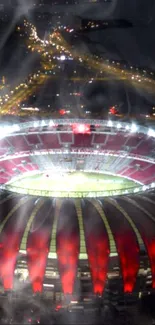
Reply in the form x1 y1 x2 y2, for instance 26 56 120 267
0 119 155 302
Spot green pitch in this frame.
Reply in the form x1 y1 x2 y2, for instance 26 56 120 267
7 171 138 197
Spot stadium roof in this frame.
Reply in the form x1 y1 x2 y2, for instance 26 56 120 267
0 192 155 295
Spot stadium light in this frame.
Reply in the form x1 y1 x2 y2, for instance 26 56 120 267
41 120 46 126
72 123 90 134
148 128 155 138
107 120 113 127
125 125 130 130
117 123 121 129
130 123 138 133
33 121 39 127
13 124 20 132
43 284 54 287
60 55 66 61
2 125 13 136
49 120 55 126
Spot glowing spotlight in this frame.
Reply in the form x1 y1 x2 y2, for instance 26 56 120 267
13 124 20 132
33 121 39 127
117 123 121 129
107 120 113 127
60 55 66 61
125 125 130 130
49 120 55 126
131 123 138 133
59 109 66 115
148 128 155 138
72 123 90 134
41 120 46 126
109 106 118 115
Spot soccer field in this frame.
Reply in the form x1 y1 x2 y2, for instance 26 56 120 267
7 171 138 196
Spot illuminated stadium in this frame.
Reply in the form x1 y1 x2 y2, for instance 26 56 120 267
0 118 155 304
1 1 155 323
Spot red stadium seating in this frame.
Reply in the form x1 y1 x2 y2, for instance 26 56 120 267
117 160 155 184
0 156 39 184
59 133 73 144
71 134 93 148
0 161 16 177
0 129 154 185
103 134 126 151
39 134 61 149
131 138 154 156
0 132 154 157
25 134 41 146
125 134 143 148
8 135 30 151
93 134 107 145
129 160 149 169
0 176 9 184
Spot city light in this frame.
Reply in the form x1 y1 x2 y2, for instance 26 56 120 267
1 19 155 117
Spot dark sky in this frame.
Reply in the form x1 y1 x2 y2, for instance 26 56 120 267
76 0 155 68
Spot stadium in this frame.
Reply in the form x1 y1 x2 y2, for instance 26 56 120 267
1 2 155 322
0 118 155 310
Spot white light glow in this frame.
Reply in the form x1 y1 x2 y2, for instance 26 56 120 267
108 120 113 127
49 120 55 127
0 126 12 137
60 55 66 61
131 123 138 133
148 128 155 137
41 120 46 126
13 124 20 132
117 123 121 129
43 284 54 287
134 188 139 193
33 121 39 127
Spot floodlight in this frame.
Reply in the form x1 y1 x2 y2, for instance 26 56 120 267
125 124 130 130
41 120 46 126
148 128 155 137
13 124 20 132
117 123 121 129
60 55 66 61
72 123 90 134
107 120 113 127
49 120 55 126
33 121 39 127
131 123 138 133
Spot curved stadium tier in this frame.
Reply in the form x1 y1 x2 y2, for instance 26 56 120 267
0 119 155 300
